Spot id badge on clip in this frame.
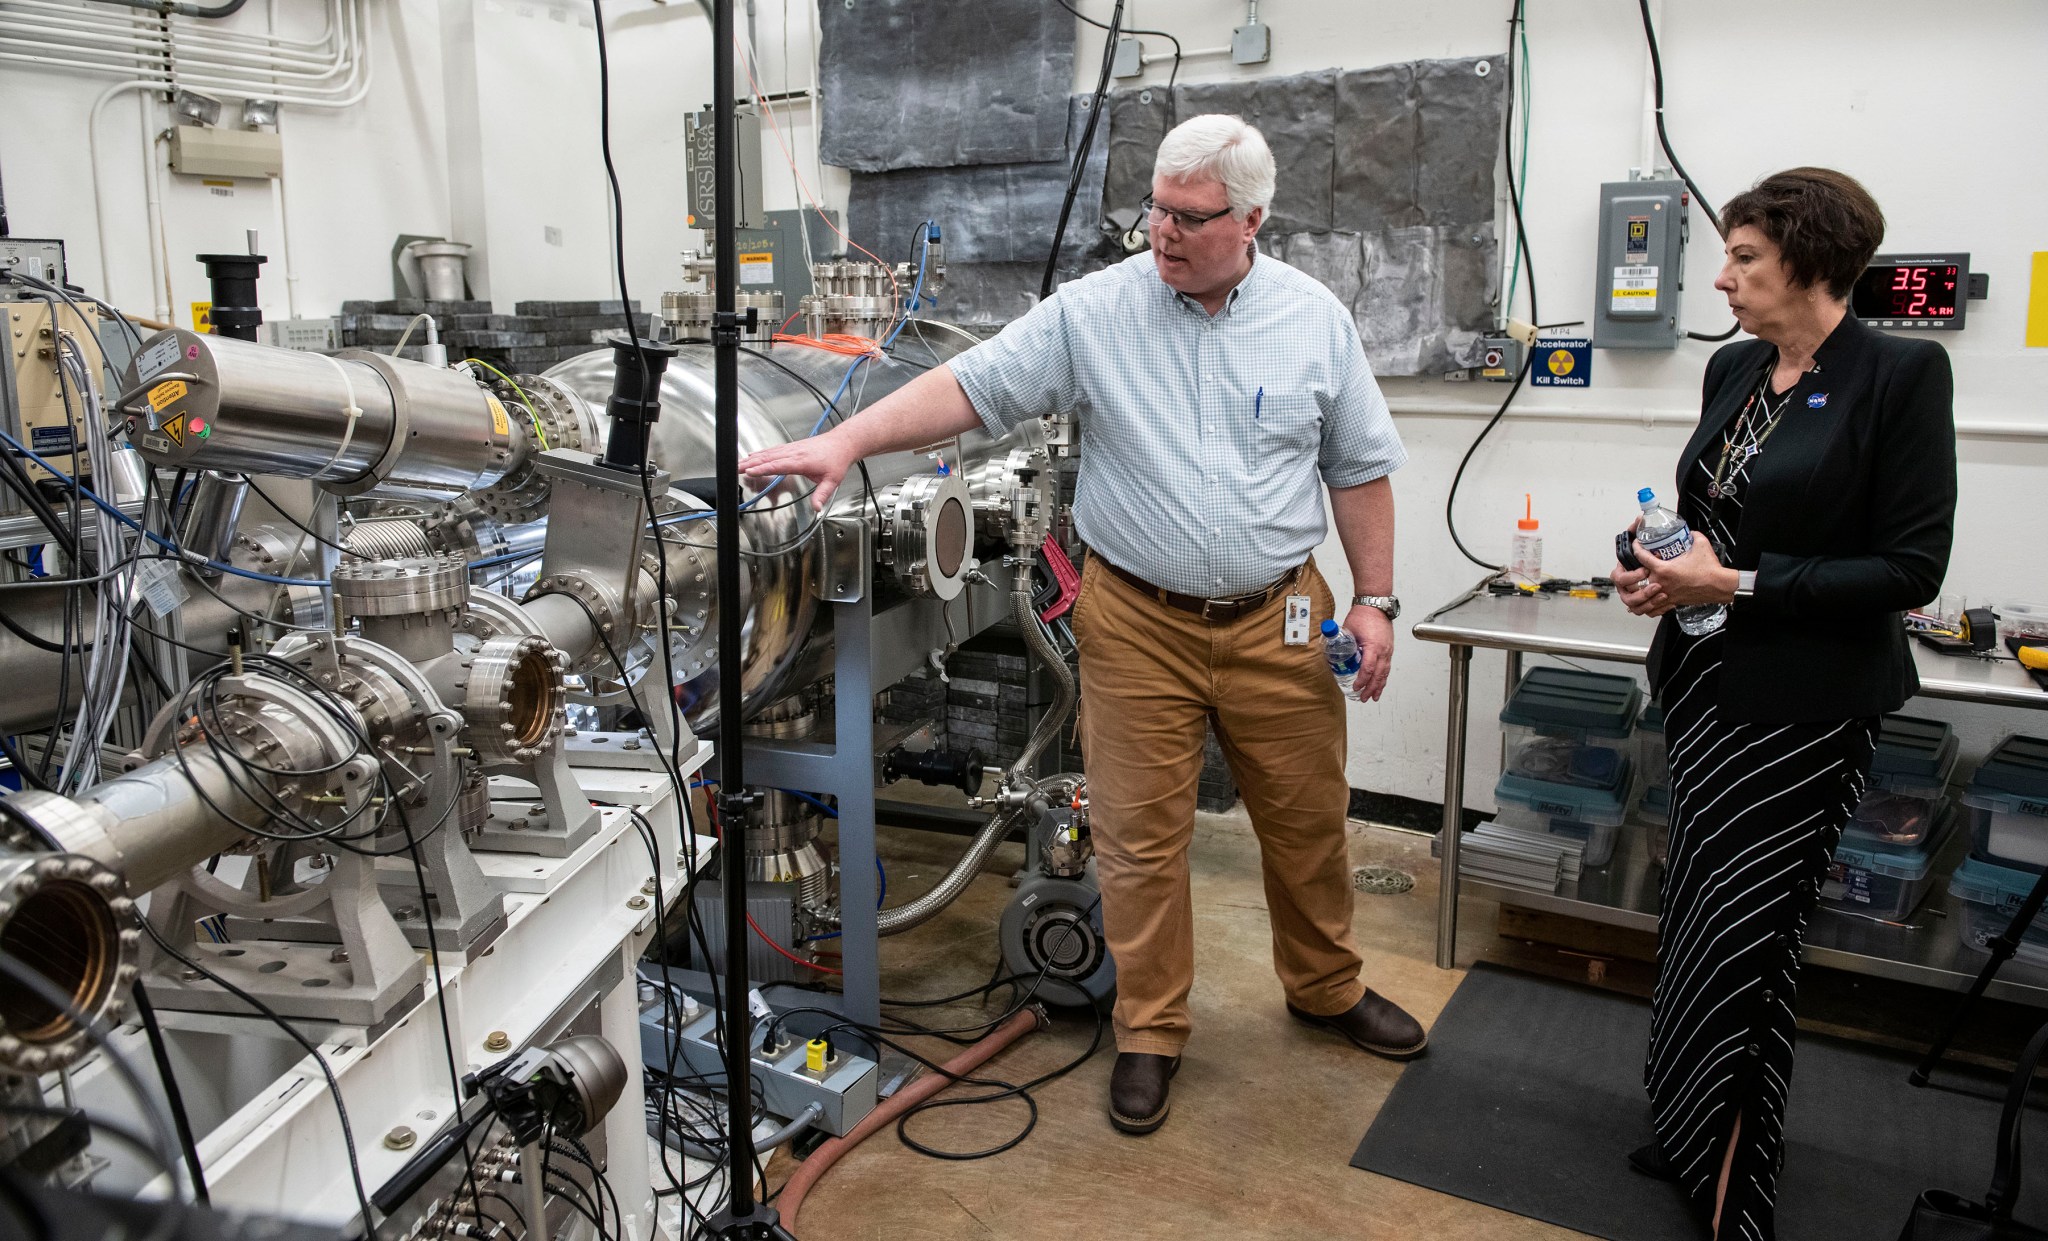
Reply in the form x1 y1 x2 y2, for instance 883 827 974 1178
1284 595 1312 645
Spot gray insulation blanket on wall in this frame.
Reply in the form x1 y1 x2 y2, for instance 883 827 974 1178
839 57 1507 375
1107 57 1507 375
845 95 1112 319
817 0 1075 173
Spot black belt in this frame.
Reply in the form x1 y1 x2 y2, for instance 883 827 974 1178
1097 557 1301 623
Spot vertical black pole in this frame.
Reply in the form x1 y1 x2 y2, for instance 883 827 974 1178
709 0 770 1232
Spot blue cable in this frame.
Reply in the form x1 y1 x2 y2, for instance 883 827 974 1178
777 788 838 817
467 549 541 570
0 427 332 587
1 427 547 586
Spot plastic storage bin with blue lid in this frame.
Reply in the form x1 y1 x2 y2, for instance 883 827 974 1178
1960 733 2048 873
1841 714 1960 850
1948 853 2048 968
1820 801 1955 920
1500 667 1642 739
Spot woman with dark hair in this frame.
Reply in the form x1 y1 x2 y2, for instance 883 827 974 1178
1612 167 1957 1239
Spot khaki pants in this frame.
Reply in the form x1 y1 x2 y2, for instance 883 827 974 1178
1071 554 1365 1056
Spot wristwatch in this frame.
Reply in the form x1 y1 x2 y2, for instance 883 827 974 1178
1353 594 1402 621
1734 571 1757 600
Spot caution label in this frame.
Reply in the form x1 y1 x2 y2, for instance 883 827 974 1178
163 414 187 446
1610 264 1659 314
147 379 188 412
191 302 214 333
739 252 775 286
486 394 510 437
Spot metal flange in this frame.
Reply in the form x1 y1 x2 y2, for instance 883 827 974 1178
0 851 140 1074
333 553 470 619
886 471 974 601
459 635 568 766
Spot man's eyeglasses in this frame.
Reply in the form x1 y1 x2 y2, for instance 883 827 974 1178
1141 194 1234 234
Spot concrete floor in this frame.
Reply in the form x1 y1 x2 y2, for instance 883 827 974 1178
774 809 1589 1241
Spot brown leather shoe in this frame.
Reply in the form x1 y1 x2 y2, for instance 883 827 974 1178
1287 991 1429 1060
1108 1052 1181 1135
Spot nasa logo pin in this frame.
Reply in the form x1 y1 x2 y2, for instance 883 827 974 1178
1807 393 1828 408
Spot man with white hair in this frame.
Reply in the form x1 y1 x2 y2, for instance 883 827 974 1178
739 114 1423 1135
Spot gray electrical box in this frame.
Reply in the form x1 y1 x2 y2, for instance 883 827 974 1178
1592 179 1687 350
734 209 843 311
685 104 764 233
0 239 66 299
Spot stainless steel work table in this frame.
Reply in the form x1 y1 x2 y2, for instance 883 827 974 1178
1412 584 2048 1005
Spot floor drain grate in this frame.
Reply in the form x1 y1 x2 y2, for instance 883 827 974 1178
1352 865 1415 895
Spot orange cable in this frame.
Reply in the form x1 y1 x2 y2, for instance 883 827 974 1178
770 332 883 358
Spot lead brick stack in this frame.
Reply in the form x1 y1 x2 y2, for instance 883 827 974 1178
944 635 1030 770
336 299 653 371
878 667 950 750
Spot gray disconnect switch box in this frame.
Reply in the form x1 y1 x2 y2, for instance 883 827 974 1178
1592 179 1688 350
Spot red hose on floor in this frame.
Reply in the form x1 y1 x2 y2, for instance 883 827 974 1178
777 1006 1048 1235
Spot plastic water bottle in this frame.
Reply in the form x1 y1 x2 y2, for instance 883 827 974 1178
1635 487 1727 636
1510 493 1542 586
1321 619 1362 700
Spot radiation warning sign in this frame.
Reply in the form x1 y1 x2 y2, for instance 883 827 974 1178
1529 337 1591 389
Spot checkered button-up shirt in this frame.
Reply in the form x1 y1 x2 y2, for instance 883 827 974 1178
950 251 1405 598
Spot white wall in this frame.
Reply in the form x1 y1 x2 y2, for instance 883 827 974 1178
0 0 454 323
6 0 2044 807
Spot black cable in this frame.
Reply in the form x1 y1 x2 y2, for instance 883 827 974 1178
1052 0 1182 95
133 920 376 1239
557 580 721 1223
1041 0 1123 299
244 476 351 556
1634 0 1739 343
1445 0 1539 573
0 952 187 1241
585 15 719 1215
131 983 210 1204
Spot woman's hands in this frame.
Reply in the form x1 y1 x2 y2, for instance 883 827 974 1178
1613 517 1740 617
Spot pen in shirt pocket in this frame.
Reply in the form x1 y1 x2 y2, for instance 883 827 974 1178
1254 386 1263 420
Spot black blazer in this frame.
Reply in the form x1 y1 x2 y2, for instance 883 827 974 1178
1646 313 1957 725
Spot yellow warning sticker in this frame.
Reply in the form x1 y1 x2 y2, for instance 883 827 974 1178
486 394 510 437
2027 252 2048 348
147 380 188 412
191 302 213 333
163 415 187 446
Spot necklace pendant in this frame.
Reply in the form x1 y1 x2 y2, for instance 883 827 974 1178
1719 480 1738 499
1706 482 1723 500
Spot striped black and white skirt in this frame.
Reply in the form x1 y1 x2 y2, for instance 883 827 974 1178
1645 630 1877 1240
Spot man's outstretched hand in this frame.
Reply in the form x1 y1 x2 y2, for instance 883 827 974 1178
737 428 860 512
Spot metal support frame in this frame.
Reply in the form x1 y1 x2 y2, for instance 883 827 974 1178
739 572 1018 1028
1435 643 1471 970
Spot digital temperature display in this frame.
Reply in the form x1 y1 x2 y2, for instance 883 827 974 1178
1851 253 1970 330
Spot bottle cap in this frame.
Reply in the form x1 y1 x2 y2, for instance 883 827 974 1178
1637 487 1656 504
1518 493 1539 531
1320 619 1340 636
